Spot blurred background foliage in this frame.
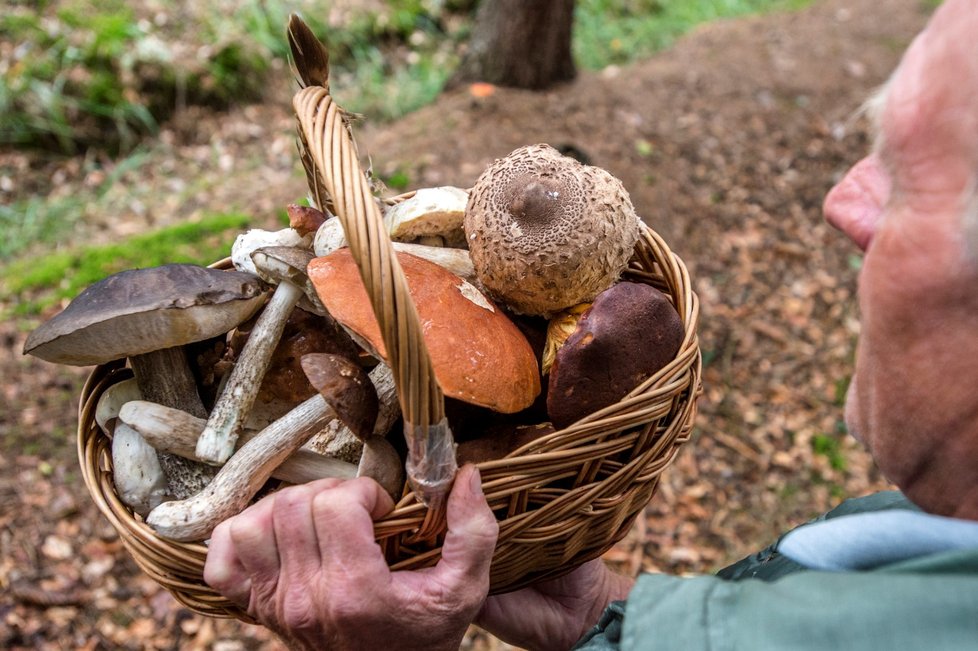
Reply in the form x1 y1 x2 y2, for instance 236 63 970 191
0 0 810 318
2 0 810 155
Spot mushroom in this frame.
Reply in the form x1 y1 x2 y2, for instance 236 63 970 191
541 302 591 375
118 401 358 485
287 203 328 236
301 353 404 499
463 143 641 317
196 246 323 464
95 379 169 515
95 377 142 435
230 227 313 277
112 423 170 516
383 186 469 248
144 362 400 541
307 248 541 414
23 264 267 497
242 305 360 430
314 217 477 283
546 282 684 429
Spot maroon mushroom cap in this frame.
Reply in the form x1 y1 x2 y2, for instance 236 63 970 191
547 282 684 429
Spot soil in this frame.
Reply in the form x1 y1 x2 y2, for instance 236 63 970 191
0 0 932 648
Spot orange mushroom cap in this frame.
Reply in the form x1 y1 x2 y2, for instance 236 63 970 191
307 249 541 414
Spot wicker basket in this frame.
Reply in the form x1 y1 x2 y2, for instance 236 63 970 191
76 20 701 622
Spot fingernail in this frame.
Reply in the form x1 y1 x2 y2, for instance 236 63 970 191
468 466 483 497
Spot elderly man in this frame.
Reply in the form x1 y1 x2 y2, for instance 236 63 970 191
204 0 978 648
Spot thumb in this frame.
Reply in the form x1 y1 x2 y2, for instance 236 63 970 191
434 465 499 587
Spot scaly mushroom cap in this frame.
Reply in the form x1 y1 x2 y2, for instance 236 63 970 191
307 249 540 413
464 143 641 317
23 264 267 366
547 282 684 429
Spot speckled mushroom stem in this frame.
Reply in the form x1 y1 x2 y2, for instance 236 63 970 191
128 346 217 498
195 280 304 465
148 392 333 541
118 400 358 485
145 364 403 541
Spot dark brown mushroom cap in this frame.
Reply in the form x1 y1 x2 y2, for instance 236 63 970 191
301 352 379 441
547 282 684 429
463 143 641 317
23 264 267 366
307 249 541 414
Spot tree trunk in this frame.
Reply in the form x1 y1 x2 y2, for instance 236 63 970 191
451 0 576 90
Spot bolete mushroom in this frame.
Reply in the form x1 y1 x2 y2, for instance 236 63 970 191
118 400 358 485
547 282 684 429
463 143 641 317
95 379 169 515
144 362 400 541
197 246 322 464
23 264 267 497
301 353 404 499
313 217 477 283
307 248 540 414
383 186 469 248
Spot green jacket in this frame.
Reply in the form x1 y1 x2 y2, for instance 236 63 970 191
574 492 978 650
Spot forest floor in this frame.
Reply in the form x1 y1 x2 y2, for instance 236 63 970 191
0 0 932 648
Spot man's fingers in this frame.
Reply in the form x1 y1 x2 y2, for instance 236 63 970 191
204 520 252 607
225 493 281 583
432 465 499 588
313 477 396 580
271 479 347 583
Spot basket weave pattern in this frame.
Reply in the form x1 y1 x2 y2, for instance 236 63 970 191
76 23 701 621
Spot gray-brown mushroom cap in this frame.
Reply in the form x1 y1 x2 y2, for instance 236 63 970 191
23 264 267 366
463 143 641 317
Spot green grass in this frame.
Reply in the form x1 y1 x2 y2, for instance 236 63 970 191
574 0 813 69
0 149 150 261
1 212 251 319
811 431 848 471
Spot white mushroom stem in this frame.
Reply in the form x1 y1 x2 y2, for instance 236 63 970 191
195 280 304 464
119 400 357 485
148 393 335 541
314 219 476 283
146 364 401 541
111 422 169 517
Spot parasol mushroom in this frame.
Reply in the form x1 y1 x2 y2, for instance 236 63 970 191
301 353 404 499
196 245 324 464
307 248 540 414
23 264 267 497
463 143 641 317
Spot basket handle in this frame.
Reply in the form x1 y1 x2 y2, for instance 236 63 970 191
288 16 456 523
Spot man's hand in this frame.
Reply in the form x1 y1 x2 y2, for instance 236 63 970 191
204 464 498 651
477 558 635 651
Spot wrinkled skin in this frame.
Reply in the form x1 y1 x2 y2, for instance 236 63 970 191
823 0 978 520
204 2 978 648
